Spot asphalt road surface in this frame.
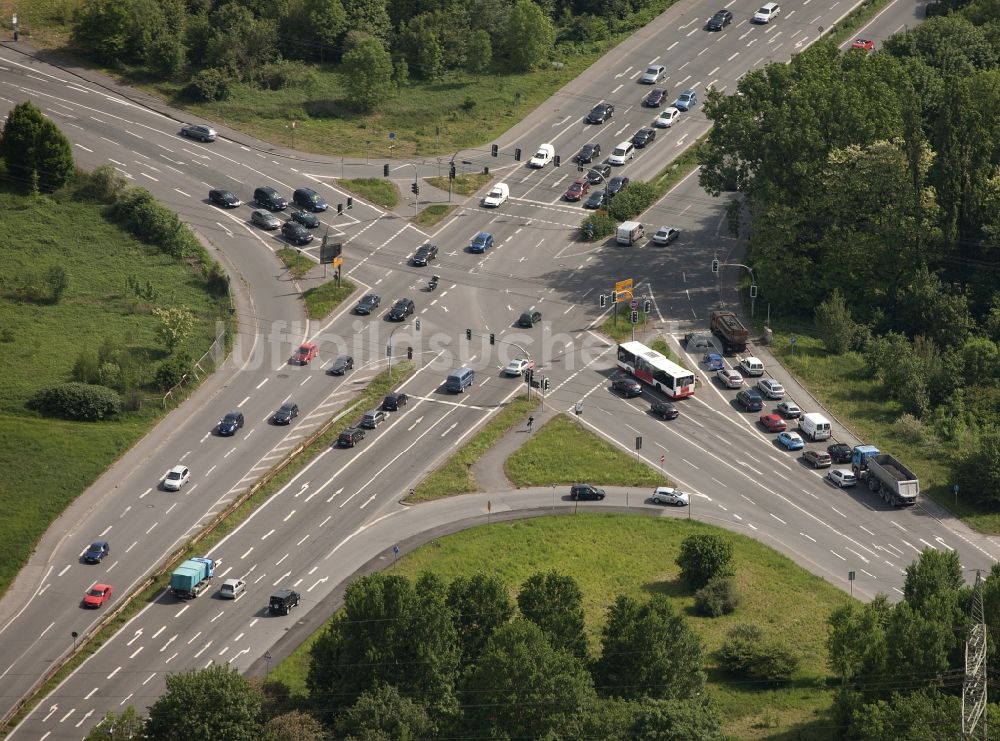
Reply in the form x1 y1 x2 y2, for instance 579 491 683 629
1 0 993 735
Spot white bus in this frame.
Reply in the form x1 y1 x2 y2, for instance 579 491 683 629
617 341 696 399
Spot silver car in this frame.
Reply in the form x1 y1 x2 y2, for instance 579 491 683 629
250 209 280 230
219 579 246 599
651 486 689 506
360 409 386 429
640 65 667 84
181 124 217 142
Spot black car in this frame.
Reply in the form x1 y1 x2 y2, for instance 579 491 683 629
611 377 642 397
828 443 853 464
412 243 438 266
586 163 612 185
217 411 245 436
338 427 365 447
254 186 287 211
643 88 668 107
577 143 601 163
387 298 415 321
651 400 679 420
584 189 607 209
327 355 354 375
84 540 110 564
292 187 328 212
272 402 299 425
281 221 313 245
570 484 606 501
632 128 656 148
707 9 733 30
269 588 300 615
586 103 614 124
518 310 542 328
289 210 320 228
607 176 630 196
209 189 241 208
354 294 381 315
382 392 409 411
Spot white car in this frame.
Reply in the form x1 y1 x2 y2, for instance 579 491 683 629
827 469 857 488
757 378 785 399
651 486 689 506
752 1 780 23
482 182 509 207
219 579 246 599
653 107 681 128
717 369 743 388
504 358 535 377
528 143 554 168
652 226 680 245
640 65 667 84
163 465 190 491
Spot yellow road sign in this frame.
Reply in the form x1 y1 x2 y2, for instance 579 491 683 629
615 278 633 302
332 257 343 269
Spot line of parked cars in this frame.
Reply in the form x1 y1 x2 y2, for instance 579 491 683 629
337 391 410 448
208 185 330 246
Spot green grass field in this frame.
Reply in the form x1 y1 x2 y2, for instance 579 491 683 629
0 189 225 597
338 179 399 209
270 515 848 739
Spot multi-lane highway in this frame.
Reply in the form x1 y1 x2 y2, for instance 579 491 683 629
0 0 993 735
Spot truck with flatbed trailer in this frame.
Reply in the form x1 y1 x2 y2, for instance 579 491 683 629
169 557 216 599
710 310 749 354
851 445 918 507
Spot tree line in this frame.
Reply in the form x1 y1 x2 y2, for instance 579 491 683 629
69 0 664 110
699 9 1000 507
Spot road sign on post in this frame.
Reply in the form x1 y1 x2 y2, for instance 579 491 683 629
615 279 634 301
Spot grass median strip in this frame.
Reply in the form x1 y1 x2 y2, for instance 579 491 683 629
277 248 315 280
338 178 399 209
302 278 357 320
414 204 457 227
506 414 663 487
406 395 540 502
425 173 492 196
1 363 414 733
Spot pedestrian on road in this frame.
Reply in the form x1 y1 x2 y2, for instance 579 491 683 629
527 416 534 432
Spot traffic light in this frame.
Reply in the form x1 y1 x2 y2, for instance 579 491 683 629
466 328 472 341
514 148 522 161
711 259 720 274
411 182 419 195
347 197 353 209
554 155 561 167
525 368 534 384
611 290 618 304
414 319 421 331
489 333 495 345
407 346 413 360
337 203 343 215
483 166 489 175
643 299 651 313
491 144 499 157
750 284 758 298
542 377 550 391
449 163 456 179
383 164 390 177
631 310 639 324
599 294 607 308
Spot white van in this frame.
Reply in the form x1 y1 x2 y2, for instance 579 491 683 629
616 221 644 245
752 2 780 23
799 412 832 441
739 356 764 377
528 143 554 168
608 141 635 165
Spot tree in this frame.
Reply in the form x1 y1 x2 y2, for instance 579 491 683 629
464 28 492 74
146 665 261 741
903 548 962 611
0 101 76 192
501 0 554 72
850 688 960 740
827 595 892 703
153 307 195 352
72 0 132 65
335 683 434 740
344 0 392 45
676 534 734 589
341 34 396 112
84 707 146 740
607 181 657 221
630 697 725 740
815 288 856 354
205 3 279 80
260 710 325 741
304 0 347 62
594 594 706 700
517 570 589 660
460 619 596 739
446 573 514 664
956 430 1000 506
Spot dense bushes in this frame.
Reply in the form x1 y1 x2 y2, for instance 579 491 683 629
155 353 193 391
676 534 734 589
607 181 657 221
720 623 799 682
28 382 123 420
694 576 740 617
580 212 616 241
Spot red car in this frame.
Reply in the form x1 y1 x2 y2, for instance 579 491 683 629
851 38 874 51
83 584 113 608
563 179 590 201
759 414 787 432
290 343 318 365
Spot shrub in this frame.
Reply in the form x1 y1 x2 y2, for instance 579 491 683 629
111 187 200 259
28 382 123 420
46 265 69 303
256 59 316 90
155 353 193 391
72 348 101 384
607 181 657 221
72 163 127 203
580 212 615 241
677 534 734 590
693 576 740 617
720 623 799 682
186 67 232 102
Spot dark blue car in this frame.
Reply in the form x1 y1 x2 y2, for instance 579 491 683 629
469 231 494 253
84 540 110 563
217 411 244 436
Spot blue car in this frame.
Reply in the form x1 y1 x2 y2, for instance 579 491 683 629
673 90 698 111
469 231 494 253
703 353 724 371
777 431 805 451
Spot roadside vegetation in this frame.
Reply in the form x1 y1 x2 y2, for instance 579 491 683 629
302 278 356 319
0 108 231 599
338 178 398 209
276 247 315 279
426 172 492 197
600 309 650 341
697 12 1000 531
414 204 457 227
